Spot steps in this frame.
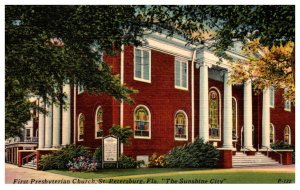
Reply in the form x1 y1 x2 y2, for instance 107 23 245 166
232 152 280 168
22 158 37 169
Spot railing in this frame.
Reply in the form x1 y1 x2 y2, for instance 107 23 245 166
261 145 283 164
22 151 37 167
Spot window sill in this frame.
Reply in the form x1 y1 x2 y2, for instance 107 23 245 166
134 136 151 140
134 77 151 84
175 138 188 141
175 86 188 91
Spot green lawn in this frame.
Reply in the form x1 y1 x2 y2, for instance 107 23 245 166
48 168 295 184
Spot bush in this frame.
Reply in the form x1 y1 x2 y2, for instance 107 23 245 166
118 155 144 169
39 145 92 170
271 140 295 164
165 138 219 168
148 153 166 168
93 147 102 169
67 156 97 172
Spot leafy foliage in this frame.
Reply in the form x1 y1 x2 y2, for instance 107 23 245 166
67 156 97 172
148 153 167 168
39 145 92 170
271 140 295 164
109 125 133 145
118 155 144 169
229 40 294 102
165 138 219 168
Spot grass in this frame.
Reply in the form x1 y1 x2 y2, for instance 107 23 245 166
48 168 295 184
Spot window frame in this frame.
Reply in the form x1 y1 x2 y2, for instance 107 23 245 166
77 84 84 94
284 125 291 145
174 58 189 91
134 47 151 83
270 123 275 144
133 105 151 139
269 86 275 108
208 87 222 141
78 113 85 141
174 110 189 141
95 106 104 139
232 97 238 142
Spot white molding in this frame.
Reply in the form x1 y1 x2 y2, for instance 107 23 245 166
208 87 222 142
133 105 151 139
133 47 151 83
191 50 196 143
174 110 189 141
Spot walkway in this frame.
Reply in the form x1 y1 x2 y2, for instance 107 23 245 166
5 164 75 184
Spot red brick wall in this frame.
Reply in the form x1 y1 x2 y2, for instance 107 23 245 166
270 89 295 145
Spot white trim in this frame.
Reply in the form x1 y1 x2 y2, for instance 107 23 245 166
133 105 151 139
284 125 291 145
77 113 84 142
208 87 222 141
133 47 151 83
174 58 189 91
73 85 76 144
95 106 103 139
269 86 275 108
232 97 238 142
174 110 189 141
191 50 196 142
270 123 275 144
120 44 124 154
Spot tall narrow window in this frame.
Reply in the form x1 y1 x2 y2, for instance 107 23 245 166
174 111 188 140
232 98 238 141
270 86 275 108
270 123 275 144
284 125 291 144
78 113 85 141
175 59 188 90
284 88 291 111
78 84 84 94
209 88 221 140
134 106 151 138
95 107 103 139
134 48 151 82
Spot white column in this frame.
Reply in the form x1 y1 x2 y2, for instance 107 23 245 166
62 84 71 146
44 102 53 148
52 102 61 148
199 62 210 141
261 87 270 149
223 71 233 148
243 79 254 150
38 99 45 149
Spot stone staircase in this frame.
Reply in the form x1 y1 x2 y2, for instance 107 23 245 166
232 152 280 168
22 157 37 169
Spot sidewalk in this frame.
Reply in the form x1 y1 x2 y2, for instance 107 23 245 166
5 163 75 184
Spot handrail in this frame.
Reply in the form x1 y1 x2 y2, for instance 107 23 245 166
21 151 37 166
235 143 255 154
261 145 283 164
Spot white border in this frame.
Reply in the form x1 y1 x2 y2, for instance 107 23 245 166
133 105 151 139
133 47 151 83
174 110 189 141
208 87 222 141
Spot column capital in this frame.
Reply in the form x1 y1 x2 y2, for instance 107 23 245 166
196 61 212 69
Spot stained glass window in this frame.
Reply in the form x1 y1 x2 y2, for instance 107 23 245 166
78 114 85 140
284 126 290 144
175 111 187 140
134 106 150 138
232 98 237 141
209 90 220 139
95 107 103 138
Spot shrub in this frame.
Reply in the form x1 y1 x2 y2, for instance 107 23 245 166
148 153 166 168
165 138 219 168
67 156 97 172
271 140 295 164
118 155 144 169
93 147 102 169
109 125 133 144
39 145 92 170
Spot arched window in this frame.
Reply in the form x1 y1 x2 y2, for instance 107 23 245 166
134 105 151 138
284 125 291 144
209 88 221 140
78 113 85 141
270 123 275 144
232 97 238 141
174 111 188 140
95 107 103 139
